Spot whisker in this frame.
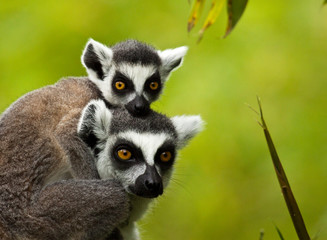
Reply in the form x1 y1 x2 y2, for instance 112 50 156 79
170 177 192 196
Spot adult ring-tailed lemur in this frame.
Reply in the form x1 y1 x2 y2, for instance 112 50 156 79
0 39 201 240
78 100 203 240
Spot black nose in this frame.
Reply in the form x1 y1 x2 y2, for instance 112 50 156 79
143 174 163 197
132 166 163 198
126 96 150 116
144 179 162 192
134 102 145 112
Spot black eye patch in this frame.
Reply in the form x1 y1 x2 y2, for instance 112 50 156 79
112 71 134 95
144 71 161 95
111 139 144 170
154 141 176 171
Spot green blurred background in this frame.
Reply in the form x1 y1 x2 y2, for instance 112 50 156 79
1 0 327 239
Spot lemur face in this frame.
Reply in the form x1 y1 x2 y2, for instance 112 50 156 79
103 132 176 198
109 63 161 116
81 39 188 116
78 100 203 198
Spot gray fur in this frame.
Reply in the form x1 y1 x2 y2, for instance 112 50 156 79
0 77 130 240
112 40 161 66
0 39 189 240
109 108 177 137
78 100 203 240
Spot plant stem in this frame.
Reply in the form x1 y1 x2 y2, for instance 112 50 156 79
257 97 311 240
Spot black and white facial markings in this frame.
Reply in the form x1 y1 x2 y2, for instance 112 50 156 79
78 100 203 199
81 39 188 116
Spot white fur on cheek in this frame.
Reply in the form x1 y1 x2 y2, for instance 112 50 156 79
96 135 148 192
92 67 116 103
85 69 99 83
118 164 147 191
97 136 117 180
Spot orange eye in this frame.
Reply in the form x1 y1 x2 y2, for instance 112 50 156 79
115 81 125 90
117 149 132 160
160 151 172 162
149 82 159 90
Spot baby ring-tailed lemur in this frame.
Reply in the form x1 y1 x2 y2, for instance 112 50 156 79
82 39 188 116
0 39 188 239
78 100 204 240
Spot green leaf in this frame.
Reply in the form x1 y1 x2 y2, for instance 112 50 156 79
187 0 206 32
224 0 248 38
324 0 327 5
198 0 226 42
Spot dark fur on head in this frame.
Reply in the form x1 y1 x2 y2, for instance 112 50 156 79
109 107 177 137
112 40 161 66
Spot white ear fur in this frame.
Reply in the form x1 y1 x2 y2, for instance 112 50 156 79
158 46 188 80
78 100 112 141
81 38 113 81
170 115 204 149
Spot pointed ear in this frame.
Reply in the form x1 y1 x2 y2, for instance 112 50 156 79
81 39 113 81
170 115 204 149
158 46 188 80
77 100 112 148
